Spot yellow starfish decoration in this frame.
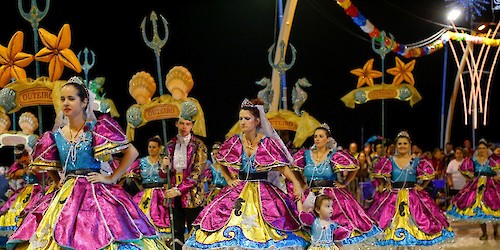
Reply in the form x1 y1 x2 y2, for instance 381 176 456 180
350 58 382 88
0 31 34 88
386 57 416 86
35 24 81 81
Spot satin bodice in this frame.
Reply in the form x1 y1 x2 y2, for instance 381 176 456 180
304 150 336 182
23 172 38 184
53 122 101 172
210 164 228 186
138 157 167 185
390 156 418 182
472 157 496 176
241 151 259 174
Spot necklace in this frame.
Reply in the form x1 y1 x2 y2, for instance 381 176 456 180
69 123 85 143
315 149 328 162
244 133 258 151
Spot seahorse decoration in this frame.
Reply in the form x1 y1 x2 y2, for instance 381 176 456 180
256 77 273 112
233 197 245 216
291 77 311 116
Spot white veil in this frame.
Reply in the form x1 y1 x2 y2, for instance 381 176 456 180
242 99 293 192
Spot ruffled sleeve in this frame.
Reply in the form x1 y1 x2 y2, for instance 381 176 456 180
416 157 435 180
292 148 307 171
126 159 141 179
489 154 500 171
6 162 23 176
30 131 61 171
216 134 242 171
459 157 474 178
254 137 290 171
371 156 391 179
92 114 130 162
331 150 359 172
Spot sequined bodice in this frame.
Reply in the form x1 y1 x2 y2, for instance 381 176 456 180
304 150 336 182
23 172 38 184
472 157 496 176
311 218 337 246
390 156 417 182
241 152 258 174
139 157 167 185
53 124 100 172
210 164 228 186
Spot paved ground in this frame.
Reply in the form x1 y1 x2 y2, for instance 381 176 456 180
343 221 499 250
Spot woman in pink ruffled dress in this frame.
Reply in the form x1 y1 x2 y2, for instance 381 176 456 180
7 77 168 250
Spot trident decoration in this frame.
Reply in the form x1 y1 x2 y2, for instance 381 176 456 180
78 48 96 88
141 10 169 146
17 0 50 136
268 40 296 110
371 31 394 141
140 10 175 249
18 0 50 78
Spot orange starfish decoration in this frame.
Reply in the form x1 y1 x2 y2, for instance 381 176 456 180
0 31 34 88
350 58 382 88
35 24 81 81
386 57 416 86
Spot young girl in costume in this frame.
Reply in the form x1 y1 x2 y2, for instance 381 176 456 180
304 195 340 250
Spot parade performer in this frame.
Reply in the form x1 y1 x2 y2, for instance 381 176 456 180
447 138 500 240
367 130 454 246
293 124 381 245
0 145 43 242
6 76 168 250
201 141 228 204
163 101 208 249
183 98 309 249
130 135 171 240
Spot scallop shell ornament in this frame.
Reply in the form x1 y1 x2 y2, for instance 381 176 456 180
19 112 39 134
129 71 156 105
179 100 198 121
165 66 194 101
0 113 11 134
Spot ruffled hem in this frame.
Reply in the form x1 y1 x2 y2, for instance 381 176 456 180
447 206 500 223
341 224 382 245
183 225 309 250
375 228 454 246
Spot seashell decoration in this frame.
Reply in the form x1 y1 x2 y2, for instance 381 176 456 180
165 66 194 101
19 112 39 134
129 71 156 105
180 100 198 121
0 112 11 134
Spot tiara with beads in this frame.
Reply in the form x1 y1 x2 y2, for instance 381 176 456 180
320 123 331 133
396 130 410 140
66 76 89 98
240 98 255 108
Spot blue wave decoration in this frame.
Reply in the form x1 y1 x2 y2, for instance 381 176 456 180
341 225 382 245
376 227 454 246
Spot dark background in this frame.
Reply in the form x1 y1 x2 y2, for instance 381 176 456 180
1 0 499 165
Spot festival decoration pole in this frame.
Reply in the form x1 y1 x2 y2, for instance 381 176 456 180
371 31 394 143
141 11 169 145
17 0 50 135
78 48 96 88
277 0 287 110
440 43 449 149
270 0 298 112
445 42 472 146
141 11 175 248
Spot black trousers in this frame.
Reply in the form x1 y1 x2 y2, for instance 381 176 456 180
172 197 202 249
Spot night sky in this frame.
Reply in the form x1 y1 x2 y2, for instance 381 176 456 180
1 0 499 164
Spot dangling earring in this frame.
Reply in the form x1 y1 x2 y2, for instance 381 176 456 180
395 148 399 156
83 109 87 121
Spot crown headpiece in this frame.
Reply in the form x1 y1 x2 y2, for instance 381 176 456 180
478 138 488 145
396 131 411 140
241 98 256 108
68 76 84 85
320 123 331 133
